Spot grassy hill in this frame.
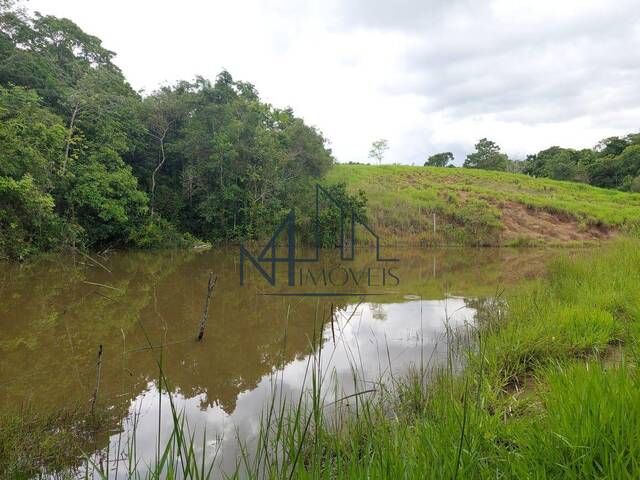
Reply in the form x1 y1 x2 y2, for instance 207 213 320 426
327 164 640 246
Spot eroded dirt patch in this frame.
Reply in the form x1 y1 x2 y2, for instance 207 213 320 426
499 201 613 244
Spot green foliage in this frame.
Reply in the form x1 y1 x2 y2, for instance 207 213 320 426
424 151 453 167
0 85 66 184
0 5 119 111
523 146 589 182
0 405 110 478
0 3 153 255
137 73 334 243
596 135 632 157
0 175 63 259
0 3 334 257
463 138 509 171
299 182 368 247
627 175 640 193
3 0 638 258
367 138 388 165
129 216 197 249
328 164 640 246
525 132 640 190
66 150 148 245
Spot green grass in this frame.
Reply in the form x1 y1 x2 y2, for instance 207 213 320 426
244 237 640 479
326 165 640 245
0 404 111 479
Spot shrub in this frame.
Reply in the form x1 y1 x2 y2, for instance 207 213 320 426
129 216 197 249
0 175 64 259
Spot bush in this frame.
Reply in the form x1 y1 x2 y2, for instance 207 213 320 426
129 216 198 249
298 182 368 248
0 175 65 259
66 150 149 247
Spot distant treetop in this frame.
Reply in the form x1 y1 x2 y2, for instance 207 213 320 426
425 152 454 167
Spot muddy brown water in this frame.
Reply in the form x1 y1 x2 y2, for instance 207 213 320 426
0 247 555 477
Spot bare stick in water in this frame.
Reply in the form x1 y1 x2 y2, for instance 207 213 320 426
90 344 103 414
197 272 217 341
74 247 112 274
83 281 124 293
330 303 336 344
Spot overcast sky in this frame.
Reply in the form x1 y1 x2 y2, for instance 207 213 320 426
27 0 640 165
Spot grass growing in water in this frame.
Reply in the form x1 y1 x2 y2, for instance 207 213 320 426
0 405 110 479
243 238 640 478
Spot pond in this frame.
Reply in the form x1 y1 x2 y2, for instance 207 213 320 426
0 247 554 477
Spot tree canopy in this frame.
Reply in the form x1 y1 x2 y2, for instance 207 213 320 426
0 2 335 258
425 152 453 167
463 138 509 171
368 139 389 165
523 134 640 190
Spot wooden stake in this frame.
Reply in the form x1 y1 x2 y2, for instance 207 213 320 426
197 272 217 341
90 344 103 414
330 303 336 344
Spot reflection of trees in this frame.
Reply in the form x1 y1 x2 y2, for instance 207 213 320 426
0 251 196 414
464 297 508 327
0 249 344 422
0 245 555 469
369 303 387 321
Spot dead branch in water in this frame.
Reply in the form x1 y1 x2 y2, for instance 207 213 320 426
83 281 124 293
92 290 124 304
197 272 217 341
73 247 112 273
90 344 103 414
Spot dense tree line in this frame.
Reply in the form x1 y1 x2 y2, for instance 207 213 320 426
426 135 640 190
0 1 334 259
523 134 640 190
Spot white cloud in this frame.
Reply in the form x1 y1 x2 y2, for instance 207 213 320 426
26 0 640 165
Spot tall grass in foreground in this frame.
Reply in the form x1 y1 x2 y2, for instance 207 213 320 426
90 239 640 479
241 239 640 479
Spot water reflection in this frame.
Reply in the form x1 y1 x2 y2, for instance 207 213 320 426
114 298 474 476
0 247 554 476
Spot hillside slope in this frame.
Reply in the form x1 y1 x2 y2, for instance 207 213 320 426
327 165 640 246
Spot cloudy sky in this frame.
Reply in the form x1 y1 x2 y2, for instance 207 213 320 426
27 0 640 165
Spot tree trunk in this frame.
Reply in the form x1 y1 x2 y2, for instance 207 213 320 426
197 273 217 341
63 104 79 174
151 137 166 216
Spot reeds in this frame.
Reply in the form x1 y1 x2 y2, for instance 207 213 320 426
75 237 640 479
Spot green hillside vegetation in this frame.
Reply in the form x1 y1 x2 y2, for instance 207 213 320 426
329 164 640 246
2 0 640 259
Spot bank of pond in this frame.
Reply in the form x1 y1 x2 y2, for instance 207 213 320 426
0 242 638 478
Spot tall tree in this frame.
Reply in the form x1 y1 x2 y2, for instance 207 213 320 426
368 139 389 165
139 73 333 242
425 152 453 167
142 86 192 216
463 138 509 171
